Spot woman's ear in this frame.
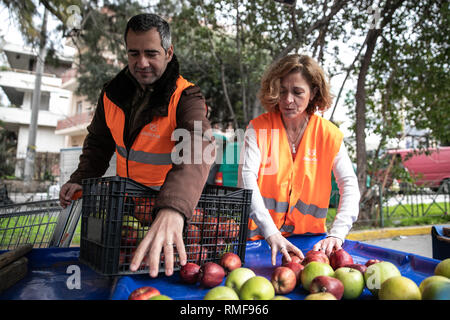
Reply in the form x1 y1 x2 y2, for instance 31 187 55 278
311 87 319 101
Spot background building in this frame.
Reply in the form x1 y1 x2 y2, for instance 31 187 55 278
0 38 73 178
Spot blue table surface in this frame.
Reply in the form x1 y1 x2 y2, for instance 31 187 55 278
0 234 441 300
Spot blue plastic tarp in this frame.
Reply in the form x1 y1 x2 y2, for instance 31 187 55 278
0 234 441 300
0 247 113 300
110 234 440 300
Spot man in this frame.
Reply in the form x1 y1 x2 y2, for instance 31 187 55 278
59 13 214 278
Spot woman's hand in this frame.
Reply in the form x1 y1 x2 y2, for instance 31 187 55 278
312 236 343 257
266 232 304 266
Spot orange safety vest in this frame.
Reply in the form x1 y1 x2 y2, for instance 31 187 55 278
103 75 194 187
247 112 343 241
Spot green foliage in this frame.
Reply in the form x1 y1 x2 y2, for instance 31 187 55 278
72 1 144 103
0 121 17 178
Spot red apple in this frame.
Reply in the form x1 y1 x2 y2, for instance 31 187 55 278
365 259 382 267
271 266 297 295
133 197 154 226
282 261 304 284
202 216 218 238
302 250 329 266
130 248 149 269
220 252 242 273
199 262 226 288
119 250 128 267
282 251 304 265
186 224 201 244
329 248 354 270
218 217 240 241
191 208 205 223
344 263 367 274
216 238 227 252
186 244 208 263
121 227 139 246
309 275 345 300
180 262 201 284
128 286 160 300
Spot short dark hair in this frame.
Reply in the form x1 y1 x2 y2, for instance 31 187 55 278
124 13 171 52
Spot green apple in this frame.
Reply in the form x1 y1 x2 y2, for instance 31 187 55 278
419 275 450 294
378 276 421 300
422 280 450 300
239 276 275 300
333 267 365 300
434 258 450 278
272 295 291 300
304 292 337 300
300 261 335 291
364 261 401 297
225 267 256 295
149 294 173 300
122 215 142 229
204 286 240 300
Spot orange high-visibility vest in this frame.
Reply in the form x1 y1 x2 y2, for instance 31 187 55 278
247 112 343 240
103 76 194 187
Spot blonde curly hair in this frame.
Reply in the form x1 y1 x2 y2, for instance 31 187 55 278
258 54 333 114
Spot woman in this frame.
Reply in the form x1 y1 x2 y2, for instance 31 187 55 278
239 54 360 265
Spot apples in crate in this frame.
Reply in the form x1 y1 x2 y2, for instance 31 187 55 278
132 197 154 226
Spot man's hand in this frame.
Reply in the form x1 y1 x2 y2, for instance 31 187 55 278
130 208 187 277
266 232 304 266
59 182 82 208
312 236 343 257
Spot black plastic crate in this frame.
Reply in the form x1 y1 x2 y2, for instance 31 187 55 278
79 176 252 276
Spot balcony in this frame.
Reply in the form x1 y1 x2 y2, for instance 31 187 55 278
55 110 93 136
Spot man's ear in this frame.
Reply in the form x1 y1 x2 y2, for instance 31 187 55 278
166 45 174 61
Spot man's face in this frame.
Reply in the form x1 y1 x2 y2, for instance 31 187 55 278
126 28 173 87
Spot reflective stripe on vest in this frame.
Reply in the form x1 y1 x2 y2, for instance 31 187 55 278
104 75 194 187
247 112 343 241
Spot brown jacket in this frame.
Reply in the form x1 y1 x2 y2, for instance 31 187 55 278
69 54 214 221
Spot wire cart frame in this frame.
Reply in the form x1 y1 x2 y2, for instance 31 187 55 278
0 191 83 251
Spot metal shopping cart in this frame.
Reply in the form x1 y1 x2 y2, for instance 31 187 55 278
0 191 82 250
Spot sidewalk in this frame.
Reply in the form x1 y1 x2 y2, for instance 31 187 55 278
347 224 449 259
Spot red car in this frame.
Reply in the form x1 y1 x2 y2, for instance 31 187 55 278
386 146 450 192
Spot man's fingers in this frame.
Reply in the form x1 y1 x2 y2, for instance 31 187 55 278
130 235 152 272
175 235 187 266
148 241 164 278
163 241 174 276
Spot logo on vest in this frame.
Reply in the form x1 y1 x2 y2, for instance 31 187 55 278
142 123 160 138
303 148 317 162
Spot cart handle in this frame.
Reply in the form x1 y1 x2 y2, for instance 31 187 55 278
72 189 82 200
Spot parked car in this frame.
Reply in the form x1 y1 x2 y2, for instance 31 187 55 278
384 146 450 192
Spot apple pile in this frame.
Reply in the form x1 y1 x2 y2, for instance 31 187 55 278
299 247 450 300
205 267 276 300
268 247 401 300
179 252 242 287
180 209 242 266
119 206 243 273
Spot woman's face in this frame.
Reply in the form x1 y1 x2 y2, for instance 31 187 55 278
278 71 315 120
